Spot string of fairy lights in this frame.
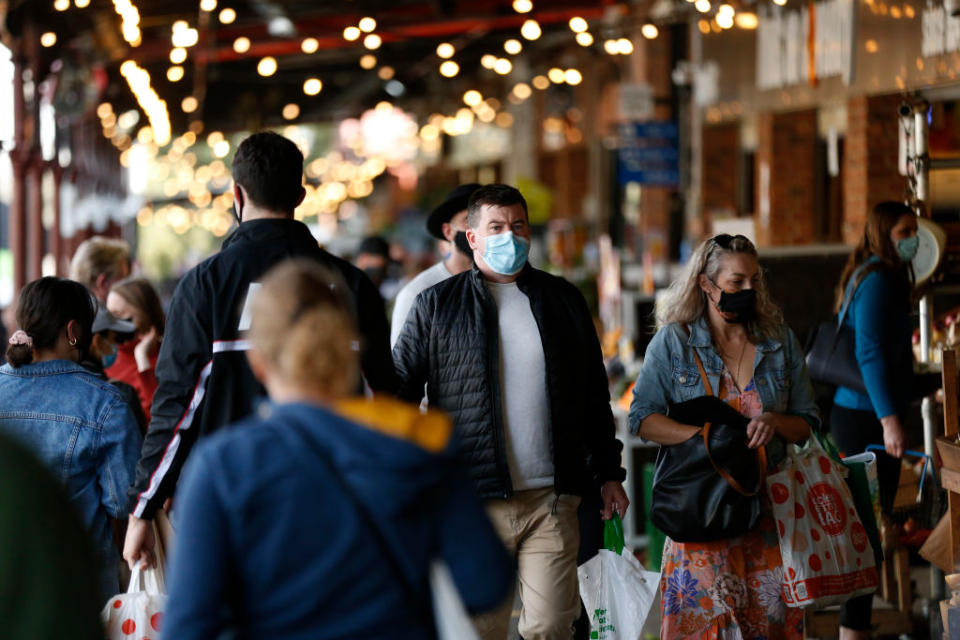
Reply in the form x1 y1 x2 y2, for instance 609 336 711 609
46 0 768 237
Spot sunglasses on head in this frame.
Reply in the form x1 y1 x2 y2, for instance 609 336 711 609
709 233 752 250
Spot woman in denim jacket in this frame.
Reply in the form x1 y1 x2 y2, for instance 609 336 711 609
629 235 819 640
0 277 142 602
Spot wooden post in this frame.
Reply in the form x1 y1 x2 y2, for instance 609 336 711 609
51 167 62 276
27 157 43 280
9 54 27 294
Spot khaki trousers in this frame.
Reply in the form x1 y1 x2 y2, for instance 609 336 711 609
473 487 581 640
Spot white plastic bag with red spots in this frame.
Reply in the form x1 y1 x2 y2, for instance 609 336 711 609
101 563 167 640
766 437 879 609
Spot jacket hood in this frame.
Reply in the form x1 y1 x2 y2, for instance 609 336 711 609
221 217 320 253
274 398 456 516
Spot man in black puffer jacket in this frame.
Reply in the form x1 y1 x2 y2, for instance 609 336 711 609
393 184 628 640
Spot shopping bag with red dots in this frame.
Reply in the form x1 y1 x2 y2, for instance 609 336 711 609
766 436 879 609
101 562 167 640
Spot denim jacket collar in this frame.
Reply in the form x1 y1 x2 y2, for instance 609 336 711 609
686 316 783 354
1 359 89 377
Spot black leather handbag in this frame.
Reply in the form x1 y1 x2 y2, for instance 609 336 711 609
805 308 867 395
805 266 868 394
650 337 767 543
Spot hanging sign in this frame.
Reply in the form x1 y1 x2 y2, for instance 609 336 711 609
756 0 856 90
617 122 679 187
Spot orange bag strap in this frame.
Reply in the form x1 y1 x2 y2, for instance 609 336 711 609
684 324 767 496
702 423 767 496
686 325 714 398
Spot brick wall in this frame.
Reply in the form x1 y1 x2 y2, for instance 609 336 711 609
843 94 904 244
754 109 817 246
701 122 740 223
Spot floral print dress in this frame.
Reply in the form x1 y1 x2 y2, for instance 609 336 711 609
659 371 803 640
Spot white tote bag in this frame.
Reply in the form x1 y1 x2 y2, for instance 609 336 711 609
578 549 660 640
101 563 167 640
430 559 480 640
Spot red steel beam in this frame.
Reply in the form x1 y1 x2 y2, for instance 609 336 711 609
126 5 611 65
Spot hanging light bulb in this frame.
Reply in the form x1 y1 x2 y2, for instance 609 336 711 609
569 17 588 32
512 0 533 13
504 39 523 55
576 32 594 46
641 23 659 39
735 12 759 28
493 58 513 75
358 17 377 32
343 26 361 41
301 37 319 53
436 42 455 58
303 78 323 95
170 47 187 64
257 56 278 76
439 60 460 77
233 36 250 53
521 19 542 40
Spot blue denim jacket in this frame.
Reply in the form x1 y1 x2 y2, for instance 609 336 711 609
628 317 820 464
0 360 142 599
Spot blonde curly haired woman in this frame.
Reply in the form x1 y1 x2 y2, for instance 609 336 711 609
629 234 819 639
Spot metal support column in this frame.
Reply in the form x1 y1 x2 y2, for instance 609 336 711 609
913 104 937 460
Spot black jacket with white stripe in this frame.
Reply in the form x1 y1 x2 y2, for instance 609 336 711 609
127 218 397 518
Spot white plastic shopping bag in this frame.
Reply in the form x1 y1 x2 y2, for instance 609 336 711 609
767 438 879 608
578 548 659 639
101 563 167 639
430 559 480 640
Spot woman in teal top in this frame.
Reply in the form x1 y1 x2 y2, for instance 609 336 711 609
830 201 918 640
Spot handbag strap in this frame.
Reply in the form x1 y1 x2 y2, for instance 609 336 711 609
684 324 714 397
283 415 435 630
702 422 767 496
684 323 767 496
837 262 875 327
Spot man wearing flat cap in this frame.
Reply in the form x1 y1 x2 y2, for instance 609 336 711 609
390 183 479 346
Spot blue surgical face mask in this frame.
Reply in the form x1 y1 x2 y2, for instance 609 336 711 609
101 341 118 369
482 230 529 276
897 235 919 262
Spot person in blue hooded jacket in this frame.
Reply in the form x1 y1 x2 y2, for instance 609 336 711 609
161 259 512 640
830 201 918 640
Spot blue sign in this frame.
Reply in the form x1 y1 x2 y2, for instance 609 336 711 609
618 122 679 187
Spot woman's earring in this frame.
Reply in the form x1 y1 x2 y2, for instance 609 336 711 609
68 337 77 347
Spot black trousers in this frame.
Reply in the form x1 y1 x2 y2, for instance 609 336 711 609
573 487 604 640
829 404 903 631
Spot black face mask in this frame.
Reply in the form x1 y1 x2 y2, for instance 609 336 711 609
453 230 473 257
713 286 757 324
